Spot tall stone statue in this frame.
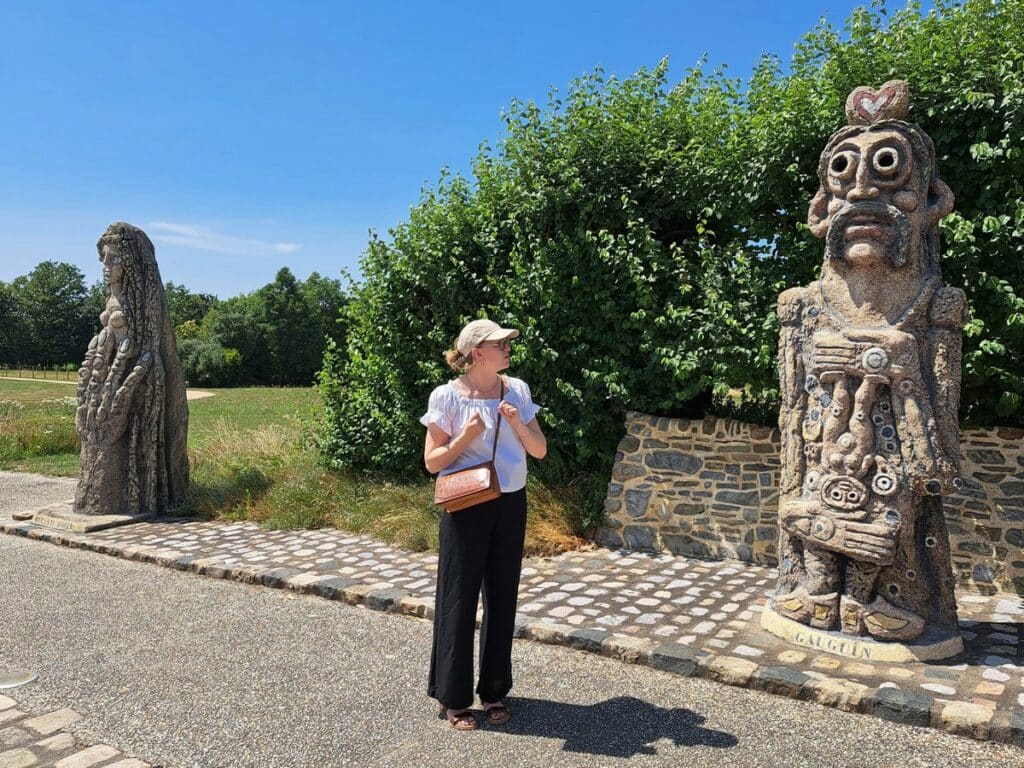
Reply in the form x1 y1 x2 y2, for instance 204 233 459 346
73 222 189 519
764 82 966 655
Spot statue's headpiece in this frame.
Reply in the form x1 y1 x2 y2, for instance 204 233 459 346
844 79 910 125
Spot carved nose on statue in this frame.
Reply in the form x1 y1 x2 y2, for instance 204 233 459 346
847 184 880 202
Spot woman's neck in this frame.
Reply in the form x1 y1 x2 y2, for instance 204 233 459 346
463 368 500 394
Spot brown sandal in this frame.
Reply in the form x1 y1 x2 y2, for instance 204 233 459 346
483 702 511 725
439 706 478 731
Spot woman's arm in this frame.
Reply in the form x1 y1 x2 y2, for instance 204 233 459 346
516 416 547 459
423 414 486 474
497 401 547 459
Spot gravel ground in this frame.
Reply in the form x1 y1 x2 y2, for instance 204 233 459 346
1 534 1021 768
0 470 74 514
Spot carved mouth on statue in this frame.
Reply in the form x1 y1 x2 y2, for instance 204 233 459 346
826 201 912 267
842 215 893 242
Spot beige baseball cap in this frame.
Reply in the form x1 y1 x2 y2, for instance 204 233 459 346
456 319 519 354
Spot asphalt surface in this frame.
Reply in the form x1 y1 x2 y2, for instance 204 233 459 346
1 534 1022 768
0 470 74 514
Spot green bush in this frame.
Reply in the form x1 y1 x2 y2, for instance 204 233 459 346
319 0 1024 526
178 336 244 388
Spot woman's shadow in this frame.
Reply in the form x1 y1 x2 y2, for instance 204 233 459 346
491 695 737 757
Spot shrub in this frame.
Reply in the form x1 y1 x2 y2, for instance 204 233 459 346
178 337 244 388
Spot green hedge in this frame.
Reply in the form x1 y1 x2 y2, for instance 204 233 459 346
319 0 1024 526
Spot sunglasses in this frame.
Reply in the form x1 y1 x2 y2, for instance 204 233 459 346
479 340 513 352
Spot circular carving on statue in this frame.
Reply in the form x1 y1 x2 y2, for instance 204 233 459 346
838 434 854 449
898 379 914 394
812 517 836 542
880 425 895 439
878 401 891 413
905 569 916 579
872 473 898 496
883 508 901 525
820 475 867 510
805 471 822 491
862 347 890 373
925 535 937 548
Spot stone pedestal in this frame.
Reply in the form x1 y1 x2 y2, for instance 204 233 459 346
30 502 154 533
760 605 963 662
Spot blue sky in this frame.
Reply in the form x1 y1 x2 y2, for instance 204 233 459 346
0 1 907 297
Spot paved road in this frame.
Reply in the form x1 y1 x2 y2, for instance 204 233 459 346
0 471 74 515
1 535 1021 768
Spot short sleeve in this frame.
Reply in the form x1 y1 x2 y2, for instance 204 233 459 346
509 378 541 424
419 385 453 436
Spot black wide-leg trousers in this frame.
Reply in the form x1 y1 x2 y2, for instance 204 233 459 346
428 487 527 710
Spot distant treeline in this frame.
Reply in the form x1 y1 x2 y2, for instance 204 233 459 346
0 262 347 387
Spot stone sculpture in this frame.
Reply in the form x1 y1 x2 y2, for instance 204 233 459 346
765 81 965 651
73 222 189 519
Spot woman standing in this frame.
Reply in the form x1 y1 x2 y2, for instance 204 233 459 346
421 318 547 730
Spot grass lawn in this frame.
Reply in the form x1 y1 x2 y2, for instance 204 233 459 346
0 378 586 555
186 387 320 448
0 381 320 474
0 377 77 402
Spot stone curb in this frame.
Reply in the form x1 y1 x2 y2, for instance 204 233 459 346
0 693 152 767
1 520 1018 748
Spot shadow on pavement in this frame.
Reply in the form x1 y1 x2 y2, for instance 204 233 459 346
960 620 1023 667
494 695 738 756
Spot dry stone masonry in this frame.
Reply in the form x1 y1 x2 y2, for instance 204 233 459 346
599 415 1024 596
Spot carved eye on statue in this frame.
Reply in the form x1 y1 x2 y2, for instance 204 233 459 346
820 475 868 510
869 144 911 187
872 147 900 173
829 150 858 183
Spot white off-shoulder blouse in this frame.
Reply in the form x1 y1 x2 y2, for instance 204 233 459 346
419 376 541 493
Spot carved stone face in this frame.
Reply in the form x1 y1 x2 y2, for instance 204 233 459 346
821 130 921 267
808 127 952 271
101 242 124 286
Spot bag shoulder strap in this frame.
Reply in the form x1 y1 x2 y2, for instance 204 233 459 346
490 377 505 461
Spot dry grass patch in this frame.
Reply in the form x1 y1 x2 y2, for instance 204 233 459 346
186 419 587 556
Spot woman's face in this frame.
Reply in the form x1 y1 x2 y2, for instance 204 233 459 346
100 242 124 286
474 339 512 372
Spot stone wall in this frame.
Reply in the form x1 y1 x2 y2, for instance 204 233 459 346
596 413 1024 595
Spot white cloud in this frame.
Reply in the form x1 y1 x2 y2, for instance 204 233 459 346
147 221 300 256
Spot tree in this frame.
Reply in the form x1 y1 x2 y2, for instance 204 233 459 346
0 281 28 365
260 268 315 385
8 262 92 366
302 271 349 348
177 336 243 387
201 292 274 384
165 282 219 329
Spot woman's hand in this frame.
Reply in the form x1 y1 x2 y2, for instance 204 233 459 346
501 400 547 460
461 412 487 441
497 400 521 427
